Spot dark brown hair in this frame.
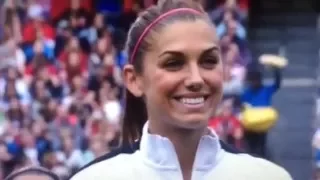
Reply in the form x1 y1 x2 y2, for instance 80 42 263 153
121 0 208 144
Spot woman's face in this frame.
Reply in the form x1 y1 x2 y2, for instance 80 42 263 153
69 37 80 50
97 39 107 54
124 20 223 129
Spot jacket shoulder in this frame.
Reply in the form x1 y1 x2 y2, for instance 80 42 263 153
70 153 138 180
222 153 292 180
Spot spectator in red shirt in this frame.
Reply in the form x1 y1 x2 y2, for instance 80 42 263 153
22 4 55 44
24 54 57 78
209 99 243 148
58 37 88 71
63 51 88 84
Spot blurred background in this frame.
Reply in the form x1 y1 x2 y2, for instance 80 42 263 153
0 0 318 180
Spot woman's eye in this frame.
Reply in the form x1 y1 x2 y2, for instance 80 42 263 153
200 56 219 69
162 59 184 71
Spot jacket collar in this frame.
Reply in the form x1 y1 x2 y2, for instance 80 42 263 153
140 121 223 171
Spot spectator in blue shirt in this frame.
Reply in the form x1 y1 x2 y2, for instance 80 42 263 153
241 67 282 107
216 10 246 39
23 39 55 64
241 66 282 158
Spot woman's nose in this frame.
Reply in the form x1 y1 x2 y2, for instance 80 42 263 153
184 64 204 92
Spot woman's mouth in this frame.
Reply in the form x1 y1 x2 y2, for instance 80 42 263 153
180 97 205 105
173 95 210 110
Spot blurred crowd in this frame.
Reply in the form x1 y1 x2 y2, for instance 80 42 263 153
0 0 280 179
0 0 128 179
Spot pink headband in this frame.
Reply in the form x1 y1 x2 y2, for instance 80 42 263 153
129 8 202 63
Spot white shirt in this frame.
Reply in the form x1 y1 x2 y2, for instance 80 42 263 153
0 78 31 106
24 148 39 165
71 122 292 180
56 150 85 169
103 100 122 124
0 47 26 71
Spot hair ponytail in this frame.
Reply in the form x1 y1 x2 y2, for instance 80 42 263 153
121 90 147 145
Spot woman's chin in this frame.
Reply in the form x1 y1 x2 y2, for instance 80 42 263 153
172 114 209 129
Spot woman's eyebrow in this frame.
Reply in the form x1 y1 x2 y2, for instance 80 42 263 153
158 51 184 58
200 46 219 56
158 46 219 58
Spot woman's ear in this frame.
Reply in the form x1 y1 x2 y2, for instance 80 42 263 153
123 65 144 97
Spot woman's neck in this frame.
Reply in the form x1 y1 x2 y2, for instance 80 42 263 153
148 120 208 180
173 129 206 180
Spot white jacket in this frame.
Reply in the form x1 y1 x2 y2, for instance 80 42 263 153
71 122 292 180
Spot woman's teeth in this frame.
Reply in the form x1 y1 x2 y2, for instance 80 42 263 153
180 97 204 105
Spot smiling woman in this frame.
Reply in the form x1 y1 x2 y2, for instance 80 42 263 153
70 0 292 180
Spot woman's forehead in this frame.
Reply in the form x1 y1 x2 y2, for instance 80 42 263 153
152 20 218 54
